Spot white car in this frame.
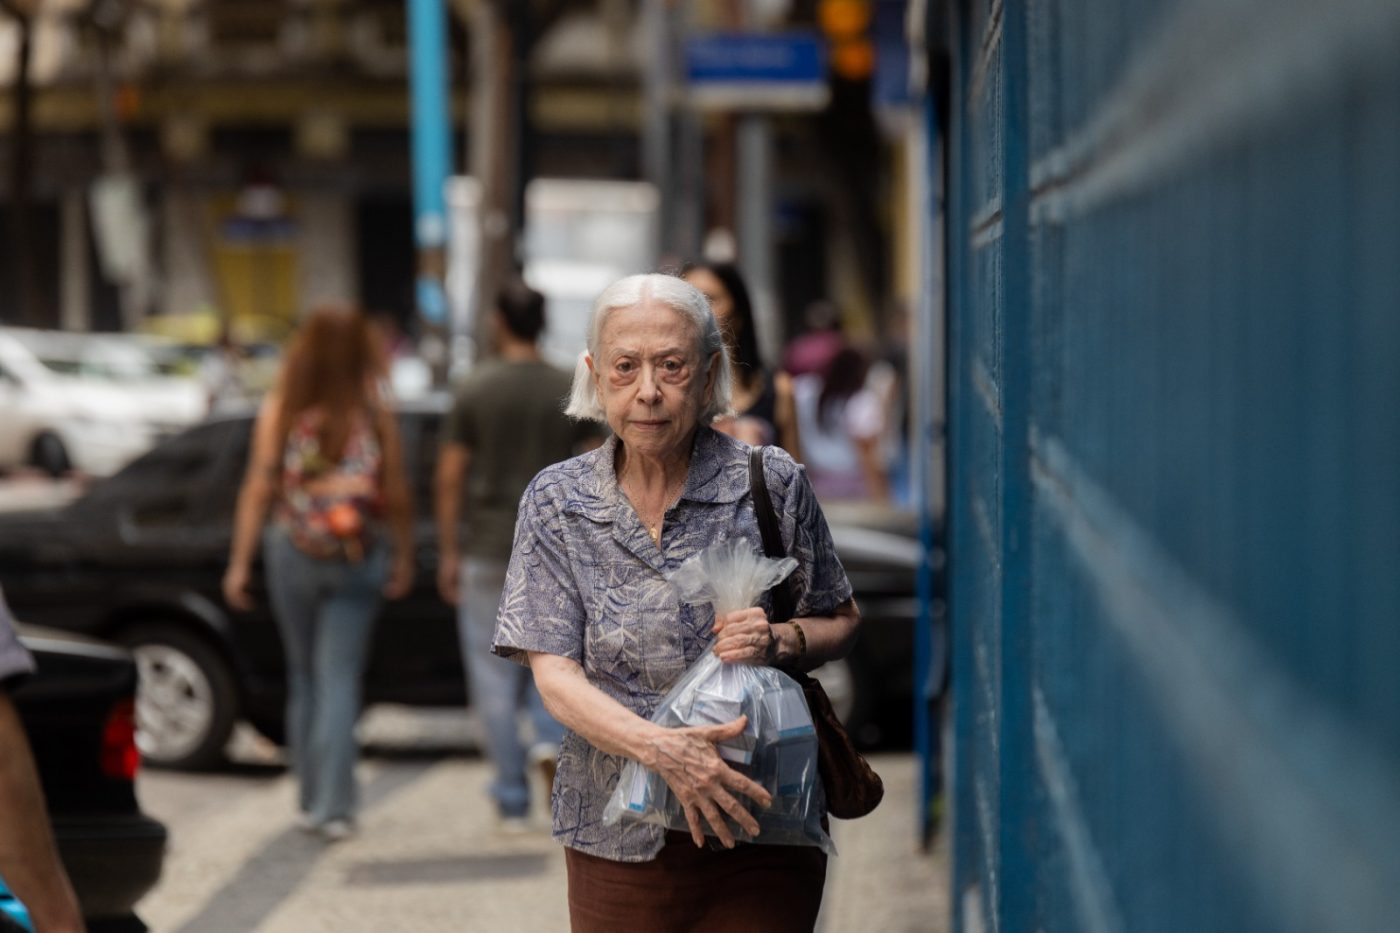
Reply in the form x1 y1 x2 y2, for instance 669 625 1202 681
0 328 207 476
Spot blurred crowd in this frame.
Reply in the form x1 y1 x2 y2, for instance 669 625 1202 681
7 263 911 515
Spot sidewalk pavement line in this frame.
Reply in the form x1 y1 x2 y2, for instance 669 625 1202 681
173 759 439 933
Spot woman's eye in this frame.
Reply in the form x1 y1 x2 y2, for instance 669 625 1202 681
614 360 635 374
661 360 683 373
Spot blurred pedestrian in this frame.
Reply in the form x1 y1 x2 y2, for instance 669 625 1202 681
495 274 861 931
682 262 801 457
792 346 890 502
434 279 600 831
0 588 85 933
200 328 248 413
782 300 846 378
872 299 914 507
222 306 414 841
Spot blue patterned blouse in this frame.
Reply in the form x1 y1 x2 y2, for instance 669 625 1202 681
493 427 853 862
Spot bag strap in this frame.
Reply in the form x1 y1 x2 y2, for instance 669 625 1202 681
749 446 796 624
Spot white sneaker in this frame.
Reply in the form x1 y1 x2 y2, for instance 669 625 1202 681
320 819 357 841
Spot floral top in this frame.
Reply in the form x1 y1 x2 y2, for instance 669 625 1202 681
493 427 853 862
274 409 384 560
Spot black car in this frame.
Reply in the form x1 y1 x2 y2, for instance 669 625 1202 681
12 626 167 932
0 395 916 767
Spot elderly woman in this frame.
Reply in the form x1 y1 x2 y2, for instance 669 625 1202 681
493 274 861 932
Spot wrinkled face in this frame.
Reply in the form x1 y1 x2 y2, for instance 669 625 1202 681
683 268 736 337
589 301 717 460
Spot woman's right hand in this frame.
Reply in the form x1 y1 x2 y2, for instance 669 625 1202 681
222 564 254 611
641 716 773 848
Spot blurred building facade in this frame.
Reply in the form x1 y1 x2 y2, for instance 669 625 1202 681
0 0 919 350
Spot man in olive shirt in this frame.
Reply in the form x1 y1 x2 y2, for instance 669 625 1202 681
435 279 600 828
0 588 85 932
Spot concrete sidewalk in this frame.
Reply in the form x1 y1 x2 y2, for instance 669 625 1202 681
138 743 948 932
821 755 950 933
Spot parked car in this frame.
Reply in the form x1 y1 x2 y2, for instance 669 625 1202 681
10 624 167 932
0 396 916 768
0 328 206 477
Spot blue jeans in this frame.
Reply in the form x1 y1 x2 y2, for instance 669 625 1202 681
458 557 565 818
265 527 387 825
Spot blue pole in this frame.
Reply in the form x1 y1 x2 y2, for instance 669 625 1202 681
914 87 945 849
408 0 452 325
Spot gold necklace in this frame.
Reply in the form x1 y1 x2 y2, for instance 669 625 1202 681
622 467 685 545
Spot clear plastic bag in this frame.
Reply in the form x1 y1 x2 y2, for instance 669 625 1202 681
601 540 836 854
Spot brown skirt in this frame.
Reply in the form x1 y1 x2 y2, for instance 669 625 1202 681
564 831 828 933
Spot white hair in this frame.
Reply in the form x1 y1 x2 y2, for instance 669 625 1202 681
564 273 734 423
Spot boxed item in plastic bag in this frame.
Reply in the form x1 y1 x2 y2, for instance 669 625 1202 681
602 540 835 854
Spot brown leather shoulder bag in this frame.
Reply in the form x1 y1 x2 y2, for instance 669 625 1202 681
749 447 884 820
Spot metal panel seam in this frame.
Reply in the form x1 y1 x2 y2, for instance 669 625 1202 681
1032 686 1126 933
1027 0 1400 223
966 0 1005 107
1028 427 1400 933
971 358 1003 427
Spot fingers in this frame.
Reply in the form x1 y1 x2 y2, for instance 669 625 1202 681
713 619 774 664
712 607 767 635
697 798 737 848
722 768 773 809
684 804 706 848
681 785 761 849
223 567 253 610
659 726 770 848
692 715 748 742
714 628 772 663
711 786 762 838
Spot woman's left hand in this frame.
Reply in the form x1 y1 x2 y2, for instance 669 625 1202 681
713 608 774 665
383 553 414 599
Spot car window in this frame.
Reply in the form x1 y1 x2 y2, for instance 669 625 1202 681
194 419 254 526
77 410 441 528
80 420 235 525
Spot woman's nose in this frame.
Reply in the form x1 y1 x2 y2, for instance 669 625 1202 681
636 365 662 403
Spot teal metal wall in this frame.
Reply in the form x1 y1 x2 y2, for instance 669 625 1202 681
942 1 1400 930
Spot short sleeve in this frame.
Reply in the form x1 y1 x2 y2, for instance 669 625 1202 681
441 386 476 448
777 462 855 617
0 589 35 688
493 478 587 665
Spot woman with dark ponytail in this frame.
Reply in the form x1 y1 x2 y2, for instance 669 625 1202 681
682 262 802 458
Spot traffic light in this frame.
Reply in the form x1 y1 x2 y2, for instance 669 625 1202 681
818 0 874 81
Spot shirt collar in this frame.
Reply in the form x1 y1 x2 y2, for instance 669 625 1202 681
679 426 750 504
574 426 750 522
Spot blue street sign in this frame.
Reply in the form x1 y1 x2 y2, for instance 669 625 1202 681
686 32 829 111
